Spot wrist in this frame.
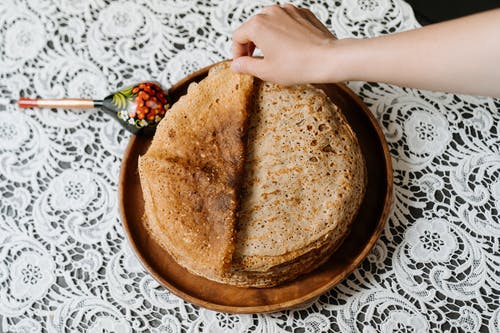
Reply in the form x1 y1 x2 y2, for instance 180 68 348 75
309 37 367 84
325 38 363 83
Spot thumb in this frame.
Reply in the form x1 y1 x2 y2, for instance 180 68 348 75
231 56 266 78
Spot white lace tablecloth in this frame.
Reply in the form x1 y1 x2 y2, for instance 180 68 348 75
1 0 499 332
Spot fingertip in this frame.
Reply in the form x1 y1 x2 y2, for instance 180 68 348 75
230 59 242 73
231 56 256 75
231 57 267 80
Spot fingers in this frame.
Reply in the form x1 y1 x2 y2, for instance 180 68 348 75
231 13 266 59
260 4 332 36
260 4 304 23
232 43 248 58
231 21 252 58
232 41 255 59
280 3 306 21
282 5 333 36
231 56 267 78
299 8 335 36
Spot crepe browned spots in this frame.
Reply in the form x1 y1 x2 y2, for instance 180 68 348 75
225 81 367 287
139 62 254 280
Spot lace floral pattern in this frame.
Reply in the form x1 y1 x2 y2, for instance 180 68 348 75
0 0 499 332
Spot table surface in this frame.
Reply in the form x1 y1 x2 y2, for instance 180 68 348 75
0 0 499 332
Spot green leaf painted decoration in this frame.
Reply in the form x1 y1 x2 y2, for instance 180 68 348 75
111 86 135 110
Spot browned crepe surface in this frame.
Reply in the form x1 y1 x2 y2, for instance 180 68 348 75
222 81 367 287
139 62 254 279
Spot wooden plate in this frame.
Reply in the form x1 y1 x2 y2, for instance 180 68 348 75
118 63 393 314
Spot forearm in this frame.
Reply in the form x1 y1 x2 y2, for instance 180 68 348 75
332 9 500 97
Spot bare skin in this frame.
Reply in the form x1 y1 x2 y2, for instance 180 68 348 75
231 4 500 97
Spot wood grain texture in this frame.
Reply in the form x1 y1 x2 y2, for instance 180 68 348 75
118 63 393 314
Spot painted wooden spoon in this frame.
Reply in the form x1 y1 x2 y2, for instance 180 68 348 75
18 82 170 136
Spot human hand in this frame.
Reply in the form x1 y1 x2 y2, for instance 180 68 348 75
231 4 345 85
234 5 500 96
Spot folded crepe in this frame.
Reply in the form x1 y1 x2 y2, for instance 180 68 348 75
139 62 366 287
139 62 254 279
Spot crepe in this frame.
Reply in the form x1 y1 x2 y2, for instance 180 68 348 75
139 62 254 280
224 81 367 287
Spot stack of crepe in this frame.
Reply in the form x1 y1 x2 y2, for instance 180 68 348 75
139 62 366 288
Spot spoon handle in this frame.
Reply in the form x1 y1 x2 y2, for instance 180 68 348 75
17 98 100 109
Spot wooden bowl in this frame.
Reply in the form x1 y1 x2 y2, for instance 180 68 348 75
118 63 393 314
